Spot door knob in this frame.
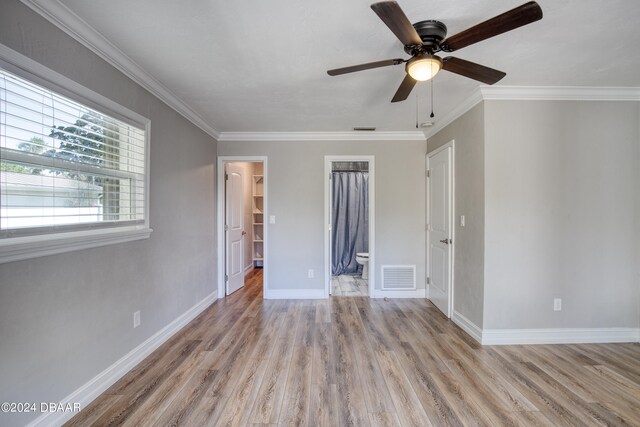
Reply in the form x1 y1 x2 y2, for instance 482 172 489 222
439 238 451 244
242 230 247 236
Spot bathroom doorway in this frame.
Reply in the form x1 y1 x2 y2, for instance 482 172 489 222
324 156 375 297
217 157 267 299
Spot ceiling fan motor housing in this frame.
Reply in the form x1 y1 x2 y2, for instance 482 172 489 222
408 20 448 54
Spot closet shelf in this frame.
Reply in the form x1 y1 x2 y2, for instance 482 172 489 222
253 174 264 268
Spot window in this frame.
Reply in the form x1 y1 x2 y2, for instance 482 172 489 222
0 55 151 263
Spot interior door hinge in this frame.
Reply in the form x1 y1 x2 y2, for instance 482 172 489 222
225 173 229 181
426 169 430 178
329 172 332 180
427 277 430 284
225 274 229 282
224 224 229 231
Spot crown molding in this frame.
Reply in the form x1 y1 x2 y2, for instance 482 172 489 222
423 88 484 139
218 131 427 142
424 85 640 140
19 0 220 140
480 85 640 101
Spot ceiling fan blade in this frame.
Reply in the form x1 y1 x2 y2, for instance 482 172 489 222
371 1 423 46
441 1 542 52
327 58 404 76
442 57 506 85
391 74 417 102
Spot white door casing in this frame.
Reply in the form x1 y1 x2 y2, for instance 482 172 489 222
225 163 245 295
427 143 453 317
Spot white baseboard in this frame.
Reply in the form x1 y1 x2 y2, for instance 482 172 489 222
27 291 217 427
264 288 326 299
481 327 640 345
372 289 426 298
244 264 254 276
452 310 483 344
449 310 639 346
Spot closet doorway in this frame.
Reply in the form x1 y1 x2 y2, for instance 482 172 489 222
324 156 375 297
217 157 267 298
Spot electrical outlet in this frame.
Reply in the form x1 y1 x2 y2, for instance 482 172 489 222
553 298 562 311
133 310 141 328
308 269 314 279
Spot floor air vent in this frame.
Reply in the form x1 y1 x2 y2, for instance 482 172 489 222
381 265 416 290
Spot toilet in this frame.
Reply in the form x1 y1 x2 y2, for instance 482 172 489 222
355 252 369 280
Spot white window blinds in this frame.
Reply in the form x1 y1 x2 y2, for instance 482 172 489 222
0 68 147 237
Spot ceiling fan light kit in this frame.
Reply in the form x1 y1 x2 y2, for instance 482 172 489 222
406 54 442 81
327 1 543 103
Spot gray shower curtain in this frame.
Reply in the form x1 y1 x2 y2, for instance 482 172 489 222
332 171 369 275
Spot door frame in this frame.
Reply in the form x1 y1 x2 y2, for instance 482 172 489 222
324 155 375 298
426 140 455 317
217 156 268 299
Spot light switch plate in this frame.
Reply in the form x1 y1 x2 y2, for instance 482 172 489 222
553 298 562 311
269 215 276 224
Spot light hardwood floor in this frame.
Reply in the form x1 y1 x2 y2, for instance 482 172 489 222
331 274 368 296
66 269 640 426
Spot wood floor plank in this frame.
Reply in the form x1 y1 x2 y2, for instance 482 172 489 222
249 303 300 424
486 347 595 427
515 358 630 426
146 368 218 426
308 383 339 427
63 395 125 427
429 371 498 427
393 341 464 426
89 339 201 426
368 411 402 427
120 342 207 426
444 336 537 413
342 298 395 414
375 350 434 427
333 308 370 426
312 322 335 385
278 305 314 425
66 269 640 427
315 299 331 323
192 317 276 426
443 358 526 426
216 311 287 427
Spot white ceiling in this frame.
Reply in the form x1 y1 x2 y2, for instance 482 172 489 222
56 0 640 134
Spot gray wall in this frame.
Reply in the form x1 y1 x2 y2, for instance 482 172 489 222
427 103 486 327
218 140 427 291
0 2 217 426
484 100 640 330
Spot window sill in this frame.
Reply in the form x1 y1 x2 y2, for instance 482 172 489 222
0 226 153 264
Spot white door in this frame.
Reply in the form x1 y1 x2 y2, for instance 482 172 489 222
225 163 245 295
427 145 453 317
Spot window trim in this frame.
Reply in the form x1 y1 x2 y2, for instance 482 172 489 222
0 43 152 264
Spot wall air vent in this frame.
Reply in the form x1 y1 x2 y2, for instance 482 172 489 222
352 127 376 131
381 265 416 290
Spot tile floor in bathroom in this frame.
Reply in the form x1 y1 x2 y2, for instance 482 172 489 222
331 274 368 296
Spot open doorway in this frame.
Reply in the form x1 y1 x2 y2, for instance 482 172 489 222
324 156 375 297
217 157 267 298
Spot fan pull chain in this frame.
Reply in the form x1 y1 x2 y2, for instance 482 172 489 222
430 78 435 118
415 88 419 128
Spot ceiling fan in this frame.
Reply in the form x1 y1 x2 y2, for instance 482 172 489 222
327 1 543 102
